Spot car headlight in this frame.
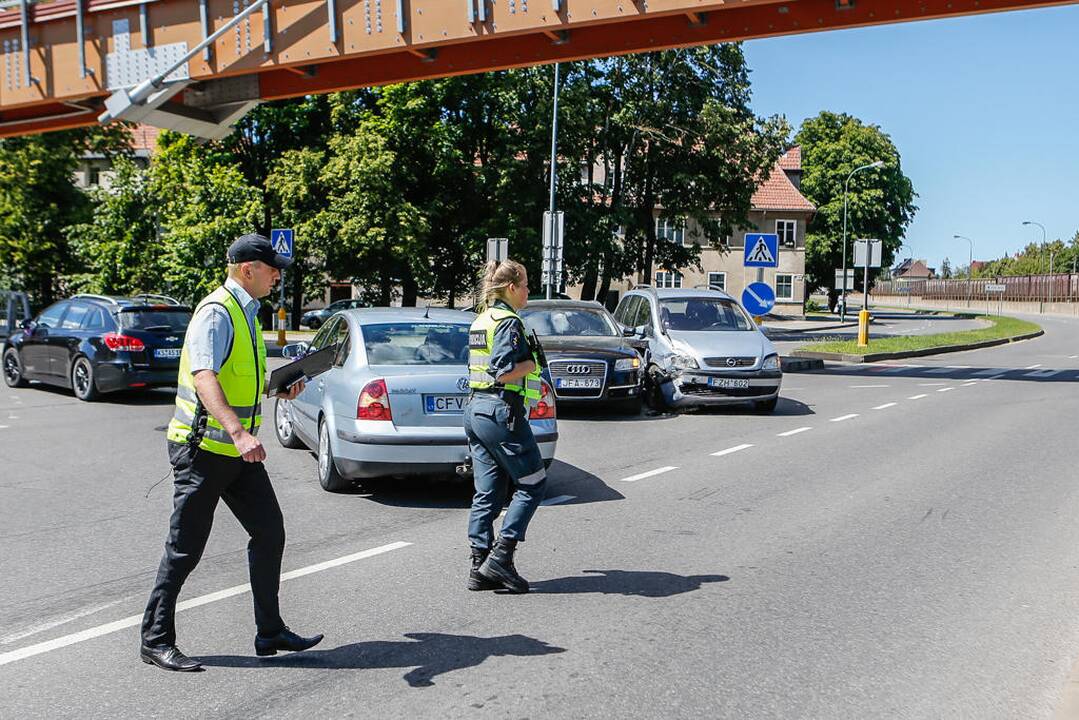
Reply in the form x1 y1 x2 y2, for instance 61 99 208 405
614 357 641 372
668 354 699 370
762 354 781 371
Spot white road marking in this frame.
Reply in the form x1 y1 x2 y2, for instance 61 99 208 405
917 382 948 387
925 366 960 374
711 444 754 457
0 425 8 430
908 394 928 400
1069 355 1078 359
937 387 955 393
962 382 978 387
777 427 812 437
1024 369 1061 378
830 414 859 423
1026 364 1042 369
850 384 889 388
0 599 125 645
619 466 678 483
0 541 411 668
873 403 897 410
973 368 1007 376
540 495 575 506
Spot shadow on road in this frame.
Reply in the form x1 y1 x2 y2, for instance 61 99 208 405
9 382 176 405
198 632 566 687
805 364 1078 383
531 569 729 597
680 396 813 417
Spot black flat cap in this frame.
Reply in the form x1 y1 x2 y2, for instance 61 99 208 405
227 233 293 270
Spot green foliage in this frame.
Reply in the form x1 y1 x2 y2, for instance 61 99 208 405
796 112 918 292
975 231 1079 277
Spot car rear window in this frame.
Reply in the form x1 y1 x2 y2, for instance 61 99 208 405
118 308 192 331
362 322 470 365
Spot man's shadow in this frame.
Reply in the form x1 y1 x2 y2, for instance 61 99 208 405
199 632 565 687
531 569 729 597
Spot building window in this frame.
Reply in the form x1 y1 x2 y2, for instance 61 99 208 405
707 272 726 291
656 217 685 246
776 273 794 300
655 271 683 289
776 219 797 247
88 167 101 187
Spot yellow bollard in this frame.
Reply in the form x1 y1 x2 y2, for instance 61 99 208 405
277 306 287 347
857 309 870 347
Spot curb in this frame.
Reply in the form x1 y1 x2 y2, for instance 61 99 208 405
790 329 1044 364
780 356 824 372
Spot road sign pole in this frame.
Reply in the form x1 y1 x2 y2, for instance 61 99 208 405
278 271 287 347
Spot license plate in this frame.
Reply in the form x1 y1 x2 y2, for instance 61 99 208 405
556 377 602 389
424 394 467 414
709 377 750 389
154 348 181 359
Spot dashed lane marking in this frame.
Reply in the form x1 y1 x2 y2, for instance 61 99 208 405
850 384 889 389
540 495 575 506
918 382 948 387
0 541 412 668
1069 355 1078 359
926 366 962 374
873 403 897 410
711 444 754 457
1024 369 1062 378
830 414 859 423
619 466 678 483
1026 364 1043 369
908 394 928 400
962 382 978 387
937 387 955 393
777 427 812 437
0 599 124 645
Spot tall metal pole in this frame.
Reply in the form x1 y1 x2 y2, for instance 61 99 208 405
840 160 883 322
1023 221 1047 307
545 62 561 301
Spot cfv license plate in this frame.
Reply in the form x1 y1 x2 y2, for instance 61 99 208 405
424 394 467 414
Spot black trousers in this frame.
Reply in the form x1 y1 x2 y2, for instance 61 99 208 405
141 441 286 647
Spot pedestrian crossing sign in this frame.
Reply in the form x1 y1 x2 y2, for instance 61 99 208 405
270 228 294 258
744 233 778 268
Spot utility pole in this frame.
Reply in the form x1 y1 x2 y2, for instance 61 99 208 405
545 62 561 301
840 161 883 322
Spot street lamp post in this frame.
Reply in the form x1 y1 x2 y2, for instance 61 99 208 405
1023 221 1047 308
545 62 562 301
840 160 884 322
953 234 973 307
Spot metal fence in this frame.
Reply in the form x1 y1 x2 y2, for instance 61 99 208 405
874 274 1079 303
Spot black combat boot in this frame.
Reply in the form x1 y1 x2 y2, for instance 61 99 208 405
468 548 499 591
478 537 529 594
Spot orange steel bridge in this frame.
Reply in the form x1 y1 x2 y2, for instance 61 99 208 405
0 0 1074 138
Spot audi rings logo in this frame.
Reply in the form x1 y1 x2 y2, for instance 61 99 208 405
725 357 738 368
457 377 470 392
564 365 592 375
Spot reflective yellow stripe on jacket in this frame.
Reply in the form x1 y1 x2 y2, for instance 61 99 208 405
166 286 267 457
468 307 543 409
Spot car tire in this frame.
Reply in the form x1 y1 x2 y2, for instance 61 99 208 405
317 417 351 492
71 356 100 401
3 347 27 388
275 399 306 449
754 397 779 413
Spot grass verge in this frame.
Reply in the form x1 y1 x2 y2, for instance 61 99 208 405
794 314 1041 356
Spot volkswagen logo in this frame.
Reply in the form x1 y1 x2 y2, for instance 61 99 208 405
725 357 737 368
456 377 470 392
565 364 591 375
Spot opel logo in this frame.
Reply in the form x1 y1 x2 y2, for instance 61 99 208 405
456 377 470 392
725 357 737 368
565 365 591 375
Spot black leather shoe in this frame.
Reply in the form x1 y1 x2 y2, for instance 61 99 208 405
479 537 529 594
254 626 324 656
468 548 499 591
140 644 203 672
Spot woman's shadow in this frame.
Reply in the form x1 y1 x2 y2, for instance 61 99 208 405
198 632 566 688
530 569 729 597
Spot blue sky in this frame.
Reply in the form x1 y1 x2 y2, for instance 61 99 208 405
742 5 1079 272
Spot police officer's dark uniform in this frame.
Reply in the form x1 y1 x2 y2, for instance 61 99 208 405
466 298 548 594
140 235 322 672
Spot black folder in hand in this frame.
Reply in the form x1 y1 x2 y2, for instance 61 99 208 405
266 344 337 397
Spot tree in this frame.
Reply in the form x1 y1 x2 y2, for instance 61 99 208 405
940 257 953 279
796 112 918 293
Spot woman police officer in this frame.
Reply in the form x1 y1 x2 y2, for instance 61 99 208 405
465 259 548 594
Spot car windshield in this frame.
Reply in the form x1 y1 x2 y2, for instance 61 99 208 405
118 308 192 331
659 298 754 332
362 322 470 365
521 308 618 337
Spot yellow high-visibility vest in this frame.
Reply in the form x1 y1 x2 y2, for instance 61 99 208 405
468 306 542 408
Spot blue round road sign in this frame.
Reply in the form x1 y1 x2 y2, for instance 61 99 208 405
742 282 776 316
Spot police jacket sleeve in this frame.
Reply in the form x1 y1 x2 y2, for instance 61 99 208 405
487 318 533 380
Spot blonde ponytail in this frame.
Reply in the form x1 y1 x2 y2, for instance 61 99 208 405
477 259 526 312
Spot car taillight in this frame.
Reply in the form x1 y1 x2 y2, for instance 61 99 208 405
529 380 556 420
357 379 392 421
103 332 145 352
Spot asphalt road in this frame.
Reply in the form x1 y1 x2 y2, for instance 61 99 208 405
3 313 1079 718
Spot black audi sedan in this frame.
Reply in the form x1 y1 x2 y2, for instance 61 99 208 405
2 294 191 401
520 299 645 413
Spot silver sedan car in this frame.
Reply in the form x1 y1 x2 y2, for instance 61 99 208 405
274 308 559 492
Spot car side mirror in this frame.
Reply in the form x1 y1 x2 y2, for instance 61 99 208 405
20 318 33 330
621 325 635 337
282 341 310 360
